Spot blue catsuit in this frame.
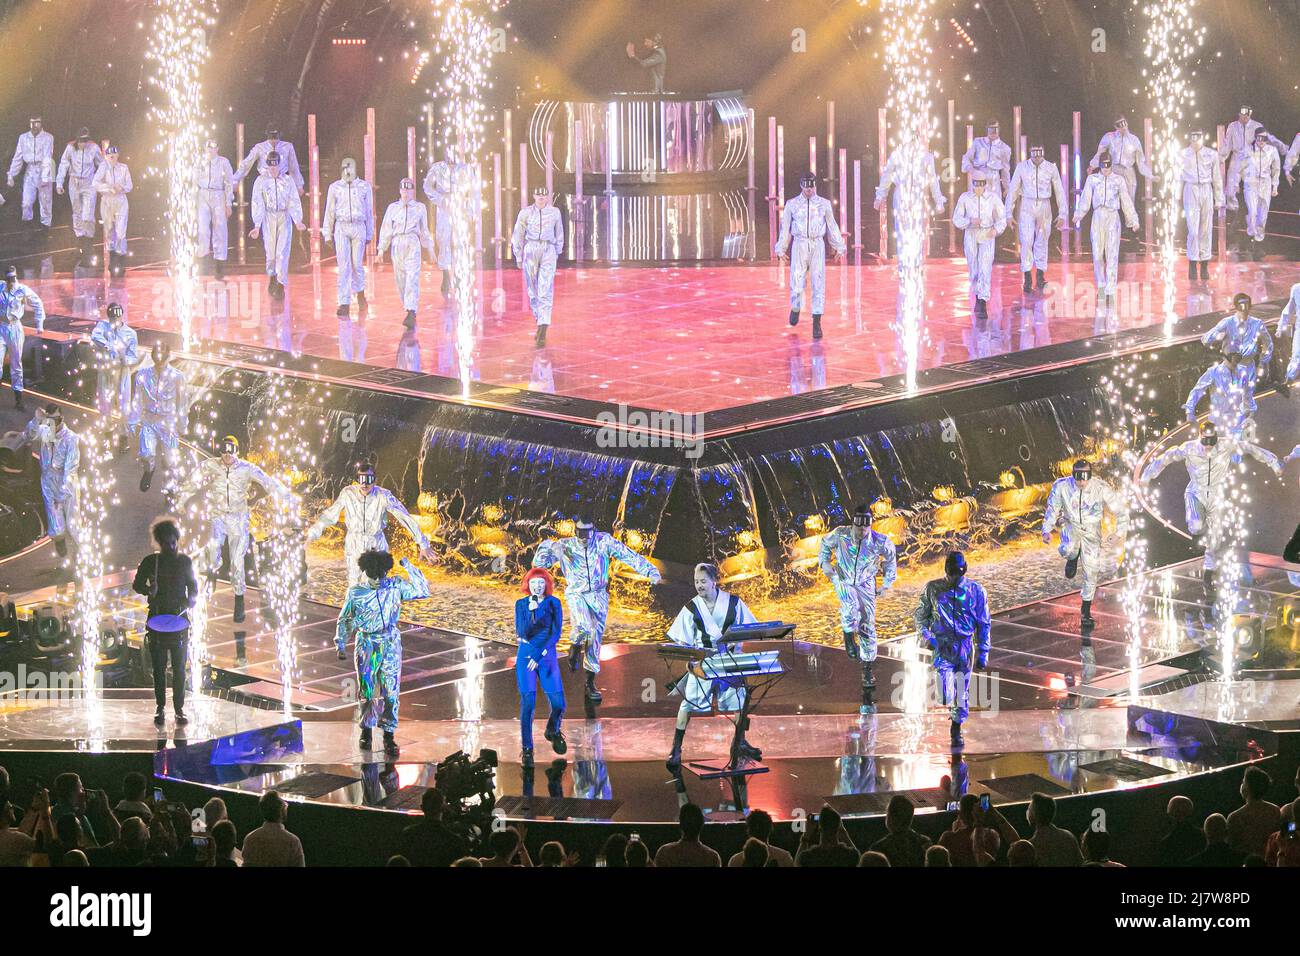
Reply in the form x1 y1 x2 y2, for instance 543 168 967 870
516 593 565 749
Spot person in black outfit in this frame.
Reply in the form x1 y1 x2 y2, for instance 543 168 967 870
397 789 469 867
132 518 198 724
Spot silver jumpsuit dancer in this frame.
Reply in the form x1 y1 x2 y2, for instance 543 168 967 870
952 174 1008 318
322 158 373 318
510 186 564 349
1006 146 1067 291
129 341 189 492
1181 130 1223 279
0 265 45 408
7 116 54 229
90 302 138 449
775 172 846 340
23 404 80 557
1042 459 1128 626
56 128 102 260
1073 158 1138 301
376 178 433 330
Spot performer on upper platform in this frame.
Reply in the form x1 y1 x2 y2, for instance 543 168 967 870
1241 128 1280 259
1182 129 1224 280
249 150 304 299
196 140 235 279
515 567 566 767
626 34 667 93
914 551 989 751
531 514 662 703
423 145 473 298
1042 459 1128 628
93 146 132 278
873 139 945 259
90 302 138 452
1007 145 1066 293
323 157 374 319
1 264 46 409
1220 106 1284 211
7 115 54 231
56 127 102 261
335 549 430 758
235 126 305 193
1184 351 1258 440
1141 420 1280 596
1088 116 1151 208
22 404 79 558
376 178 434 331
775 172 845 341
1073 155 1138 304
306 454 437 589
961 121 1012 200
664 562 760 772
818 503 896 715
1203 292 1273 387
511 185 564 349
952 174 1007 320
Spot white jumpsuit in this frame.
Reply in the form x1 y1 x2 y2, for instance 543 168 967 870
323 178 374 306
1142 436 1280 570
89 319 139 426
1202 312 1272 387
196 155 235 261
1181 145 1224 262
1184 361 1257 439
92 162 133 255
774 193 846 314
952 189 1008 301
7 130 54 226
24 417 79 542
960 136 1013 199
56 141 103 239
510 203 564 327
180 457 293 596
1277 282 1300 382
1073 172 1138 297
1007 159 1066 272
1043 475 1128 602
423 161 463 271
129 363 189 472
1090 130 1151 206
236 139 306 192
1241 144 1280 242
1220 119 1284 209
306 484 432 589
0 282 45 395
377 200 434 312
250 175 304 283
818 525 898 661
665 590 758 713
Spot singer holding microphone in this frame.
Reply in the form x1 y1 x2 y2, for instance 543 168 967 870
515 568 566 767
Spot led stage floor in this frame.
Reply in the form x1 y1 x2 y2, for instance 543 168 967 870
13 234 1300 416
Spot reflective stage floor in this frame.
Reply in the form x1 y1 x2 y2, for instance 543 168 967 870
14 238 1300 414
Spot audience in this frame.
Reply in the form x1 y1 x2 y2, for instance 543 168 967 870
0 768 36 867
241 792 305 868
600 832 629 867
1188 813 1242 868
796 806 859 867
625 838 651 867
858 850 891 867
397 789 468 867
937 794 982 866
113 773 154 825
1227 767 1281 859
924 845 951 867
727 810 793 867
480 826 532 867
654 804 721 867
211 820 240 868
870 796 932 867
1007 839 1037 867
1026 793 1082 867
1082 829 1124 867
1158 795 1205 866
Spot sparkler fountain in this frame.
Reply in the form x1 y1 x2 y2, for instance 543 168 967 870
146 1 215 349
881 0 934 393
1141 0 1206 337
71 415 116 711
429 0 504 397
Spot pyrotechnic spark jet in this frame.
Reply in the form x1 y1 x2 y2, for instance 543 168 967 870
429 1 504 397
146 0 215 348
1141 0 1206 337
1095 354 1158 697
71 413 116 701
882 0 933 391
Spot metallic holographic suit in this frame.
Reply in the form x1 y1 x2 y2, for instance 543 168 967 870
961 135 1013 199
1181 144 1224 263
307 484 432 588
665 590 757 713
1073 171 1138 297
1241 143 1280 242
818 526 897 662
531 531 661 674
516 593 565 749
1184 361 1257 439
250 174 304 284
93 161 133 256
57 140 103 239
1089 129 1151 205
1042 475 1128 602
129 363 188 474
8 128 54 226
23 416 79 541
335 558 430 732
1006 159 1066 273
323 177 374 307
1279 282 1300 382
914 577 990 723
775 193 846 315
510 203 564 327
90 318 138 426
196 153 235 262
1202 312 1273 383
236 139 306 191
180 457 293 596
952 189 1008 301
1141 436 1280 570
377 199 433 311
423 160 466 272
0 281 45 395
